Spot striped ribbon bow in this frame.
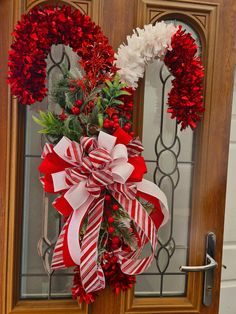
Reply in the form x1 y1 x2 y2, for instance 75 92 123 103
39 130 168 293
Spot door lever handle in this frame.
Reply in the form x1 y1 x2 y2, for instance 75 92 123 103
179 232 217 306
179 253 218 272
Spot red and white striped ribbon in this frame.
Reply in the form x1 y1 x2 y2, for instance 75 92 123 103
109 182 137 200
41 142 53 158
66 141 82 163
51 217 71 269
80 136 97 153
80 197 105 292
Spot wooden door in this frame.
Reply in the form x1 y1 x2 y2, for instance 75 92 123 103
0 1 235 314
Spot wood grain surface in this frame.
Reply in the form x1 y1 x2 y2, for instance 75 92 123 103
0 1 235 314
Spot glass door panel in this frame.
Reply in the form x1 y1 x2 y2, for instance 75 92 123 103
135 21 201 297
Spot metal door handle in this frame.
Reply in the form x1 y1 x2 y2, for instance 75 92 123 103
180 253 218 272
179 232 217 306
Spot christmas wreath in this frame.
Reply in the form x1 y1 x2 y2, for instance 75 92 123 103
8 6 204 304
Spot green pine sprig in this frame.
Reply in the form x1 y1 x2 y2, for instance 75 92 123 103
113 219 138 250
50 67 84 111
33 111 64 137
33 111 83 142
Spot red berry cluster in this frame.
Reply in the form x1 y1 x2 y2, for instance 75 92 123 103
72 252 136 304
103 114 121 130
103 194 120 242
103 194 135 252
102 100 134 135
71 99 83 115
58 109 68 121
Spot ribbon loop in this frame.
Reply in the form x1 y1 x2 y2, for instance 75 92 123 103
89 147 112 169
80 136 97 153
66 141 83 164
127 137 144 157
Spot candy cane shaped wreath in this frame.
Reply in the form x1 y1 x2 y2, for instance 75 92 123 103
8 6 115 105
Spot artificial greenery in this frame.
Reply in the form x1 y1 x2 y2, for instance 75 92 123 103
51 66 83 111
33 111 63 137
33 65 131 142
33 111 82 142
99 203 138 253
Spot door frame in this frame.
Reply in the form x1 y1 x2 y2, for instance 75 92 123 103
1 1 236 314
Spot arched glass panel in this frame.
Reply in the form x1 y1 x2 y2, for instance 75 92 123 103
135 20 202 297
